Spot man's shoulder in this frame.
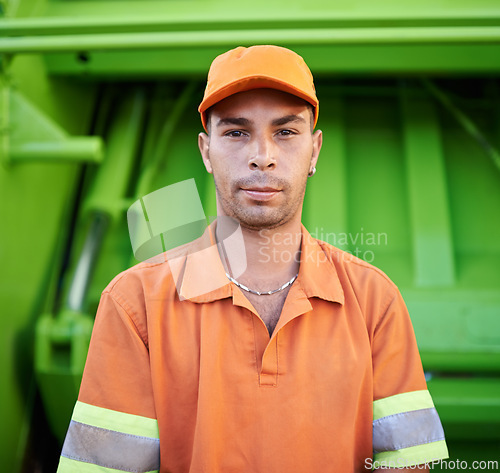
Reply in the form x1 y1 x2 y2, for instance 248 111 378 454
104 258 166 294
314 237 398 294
103 237 197 298
312 238 404 325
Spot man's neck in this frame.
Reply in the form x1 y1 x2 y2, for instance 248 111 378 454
216 218 302 292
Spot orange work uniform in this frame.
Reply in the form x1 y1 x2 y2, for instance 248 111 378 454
58 225 448 473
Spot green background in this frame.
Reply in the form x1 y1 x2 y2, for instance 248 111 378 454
1 0 499 470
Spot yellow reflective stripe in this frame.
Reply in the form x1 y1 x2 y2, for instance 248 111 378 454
373 390 434 420
57 456 159 473
72 401 159 439
372 439 449 468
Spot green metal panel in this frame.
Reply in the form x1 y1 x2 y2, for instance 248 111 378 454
401 92 455 287
0 66 97 473
1 1 500 74
428 377 500 439
306 95 349 251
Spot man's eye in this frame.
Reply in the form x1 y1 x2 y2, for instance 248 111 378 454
278 129 295 136
225 130 245 137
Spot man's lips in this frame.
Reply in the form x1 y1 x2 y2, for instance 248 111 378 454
241 187 281 201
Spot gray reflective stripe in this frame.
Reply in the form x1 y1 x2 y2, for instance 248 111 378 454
373 407 445 454
61 420 160 472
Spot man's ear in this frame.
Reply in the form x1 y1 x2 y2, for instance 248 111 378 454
310 129 323 170
198 132 213 174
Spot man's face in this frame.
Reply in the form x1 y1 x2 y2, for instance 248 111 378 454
198 88 322 231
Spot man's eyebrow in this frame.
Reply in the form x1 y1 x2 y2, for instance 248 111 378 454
216 117 252 127
271 114 307 127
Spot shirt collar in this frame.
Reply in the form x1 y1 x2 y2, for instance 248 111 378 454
173 222 232 302
174 222 344 305
296 224 344 305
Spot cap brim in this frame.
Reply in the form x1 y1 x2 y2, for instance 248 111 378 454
199 75 319 132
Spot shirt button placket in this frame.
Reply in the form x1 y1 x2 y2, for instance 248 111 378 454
259 335 279 387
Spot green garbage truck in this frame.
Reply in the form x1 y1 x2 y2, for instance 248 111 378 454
1 0 499 470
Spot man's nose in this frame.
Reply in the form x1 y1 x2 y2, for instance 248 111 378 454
248 136 276 171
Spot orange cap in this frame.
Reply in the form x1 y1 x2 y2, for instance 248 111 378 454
198 45 319 132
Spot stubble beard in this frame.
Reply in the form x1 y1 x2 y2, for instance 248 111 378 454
212 172 308 232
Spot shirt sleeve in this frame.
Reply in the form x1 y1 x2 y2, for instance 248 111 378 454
370 288 449 469
57 289 160 473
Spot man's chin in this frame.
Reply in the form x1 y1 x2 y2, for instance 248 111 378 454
232 208 293 231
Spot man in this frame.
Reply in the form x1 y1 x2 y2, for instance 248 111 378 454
57 45 448 472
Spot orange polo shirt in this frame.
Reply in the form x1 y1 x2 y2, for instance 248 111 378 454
58 224 448 473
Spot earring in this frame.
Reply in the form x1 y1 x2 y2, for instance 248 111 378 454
308 167 316 177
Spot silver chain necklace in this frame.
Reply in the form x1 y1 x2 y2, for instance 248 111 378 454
225 272 298 296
